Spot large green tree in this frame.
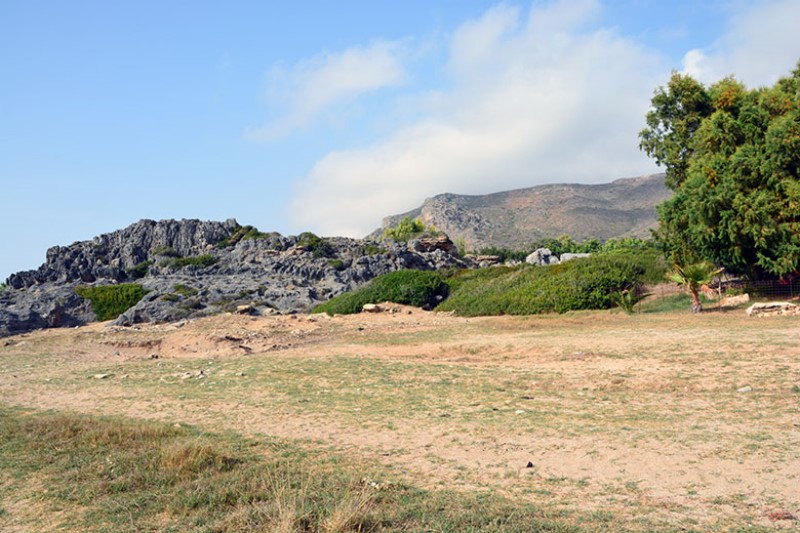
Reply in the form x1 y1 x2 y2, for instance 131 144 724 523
640 63 800 279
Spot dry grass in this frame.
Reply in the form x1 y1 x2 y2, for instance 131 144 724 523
1 306 799 530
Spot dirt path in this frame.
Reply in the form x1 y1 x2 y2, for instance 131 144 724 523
2 307 799 529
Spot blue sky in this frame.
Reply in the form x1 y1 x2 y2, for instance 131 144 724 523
2 0 799 280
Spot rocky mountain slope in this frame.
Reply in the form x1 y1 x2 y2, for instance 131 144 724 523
379 173 670 250
0 219 466 337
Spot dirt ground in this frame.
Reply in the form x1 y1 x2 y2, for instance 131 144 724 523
1 305 799 530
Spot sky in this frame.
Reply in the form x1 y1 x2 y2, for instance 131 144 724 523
2 0 799 280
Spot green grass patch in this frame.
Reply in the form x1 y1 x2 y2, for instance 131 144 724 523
314 270 448 315
438 253 666 316
637 293 718 314
0 406 618 532
75 283 149 321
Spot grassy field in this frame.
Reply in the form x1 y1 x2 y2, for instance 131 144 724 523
0 304 798 531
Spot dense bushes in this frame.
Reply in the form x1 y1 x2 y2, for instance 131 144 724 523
75 283 149 321
313 270 448 315
438 253 663 316
312 251 665 316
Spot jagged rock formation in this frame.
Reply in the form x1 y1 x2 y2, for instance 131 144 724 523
378 174 671 250
1 219 467 337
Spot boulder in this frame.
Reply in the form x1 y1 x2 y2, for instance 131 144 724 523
410 234 459 255
526 248 559 266
0 284 94 337
466 255 502 268
720 293 750 307
746 302 799 317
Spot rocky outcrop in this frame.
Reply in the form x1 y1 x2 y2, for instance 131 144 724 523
377 173 671 251
7 219 240 289
746 302 799 317
1 219 468 337
526 248 560 266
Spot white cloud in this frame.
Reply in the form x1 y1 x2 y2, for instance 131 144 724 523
246 40 407 140
287 0 663 237
682 0 800 86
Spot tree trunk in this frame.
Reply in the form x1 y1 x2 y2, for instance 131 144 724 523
689 289 703 313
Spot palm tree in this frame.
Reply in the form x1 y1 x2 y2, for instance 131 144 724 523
666 262 723 313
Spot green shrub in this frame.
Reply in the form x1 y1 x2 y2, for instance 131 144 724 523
438 253 664 316
126 260 153 280
161 254 218 270
298 232 336 258
328 259 345 271
75 284 149 321
173 284 198 297
0 282 7 293
382 217 438 242
475 247 529 263
216 225 276 248
610 286 651 314
600 237 657 254
151 245 180 257
161 293 180 302
313 270 448 315
360 244 387 256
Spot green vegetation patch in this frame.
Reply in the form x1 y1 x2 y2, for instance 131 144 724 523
477 236 657 264
314 270 448 315
438 252 666 316
298 232 336 258
216 225 277 248
75 283 149 321
125 260 153 280
173 283 198 297
161 254 218 270
0 406 606 532
359 243 387 256
151 245 180 257
382 216 440 242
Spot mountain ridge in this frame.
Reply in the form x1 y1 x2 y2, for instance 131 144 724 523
378 173 670 250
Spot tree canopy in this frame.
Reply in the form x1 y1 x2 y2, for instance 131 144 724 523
640 62 800 279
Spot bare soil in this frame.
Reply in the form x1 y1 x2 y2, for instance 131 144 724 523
1 306 798 530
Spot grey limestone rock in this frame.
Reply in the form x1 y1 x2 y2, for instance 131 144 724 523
0 283 95 337
525 248 560 266
2 218 468 336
